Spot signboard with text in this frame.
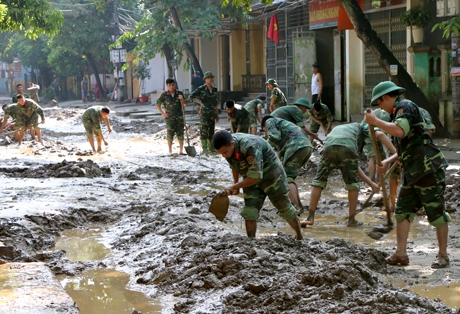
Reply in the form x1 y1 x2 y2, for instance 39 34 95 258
310 0 340 30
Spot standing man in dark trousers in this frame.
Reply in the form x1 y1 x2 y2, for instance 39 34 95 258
190 71 220 155
311 63 323 104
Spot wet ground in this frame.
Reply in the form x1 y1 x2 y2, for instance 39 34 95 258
0 107 459 313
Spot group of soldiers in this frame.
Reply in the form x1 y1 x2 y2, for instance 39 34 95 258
0 83 45 144
155 73 451 269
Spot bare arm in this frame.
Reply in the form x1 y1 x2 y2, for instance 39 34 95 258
269 98 275 112
104 117 112 133
358 168 380 193
0 117 8 133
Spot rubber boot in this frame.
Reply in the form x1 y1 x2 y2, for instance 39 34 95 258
208 139 217 154
201 140 209 155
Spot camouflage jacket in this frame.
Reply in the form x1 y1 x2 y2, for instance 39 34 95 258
270 87 287 109
271 105 305 128
266 117 312 164
324 123 364 153
226 133 284 191
243 99 263 114
361 108 390 137
391 99 447 185
156 90 184 118
419 107 435 132
12 93 30 103
309 103 333 124
189 84 219 117
228 104 249 129
82 106 104 130
4 104 19 120
17 99 44 122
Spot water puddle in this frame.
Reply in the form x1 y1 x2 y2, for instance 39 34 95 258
408 283 460 309
58 269 175 314
55 227 175 313
55 227 111 261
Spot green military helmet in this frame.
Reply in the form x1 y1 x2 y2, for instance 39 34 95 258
371 81 405 105
293 97 311 109
265 78 278 86
203 71 214 79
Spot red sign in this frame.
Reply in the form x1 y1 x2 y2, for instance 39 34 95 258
310 0 340 30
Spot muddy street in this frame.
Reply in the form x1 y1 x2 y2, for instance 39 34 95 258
1 106 459 313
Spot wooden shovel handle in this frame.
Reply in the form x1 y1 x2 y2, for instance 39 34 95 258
366 109 393 226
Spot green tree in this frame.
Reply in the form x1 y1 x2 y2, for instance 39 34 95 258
432 15 460 39
338 0 450 138
47 0 114 100
0 0 63 38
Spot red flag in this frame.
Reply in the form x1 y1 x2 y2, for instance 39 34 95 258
267 15 280 44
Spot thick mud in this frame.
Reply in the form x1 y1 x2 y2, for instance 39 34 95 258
0 106 459 313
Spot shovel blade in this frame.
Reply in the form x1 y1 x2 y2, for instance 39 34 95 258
209 191 229 221
185 145 197 157
367 224 394 240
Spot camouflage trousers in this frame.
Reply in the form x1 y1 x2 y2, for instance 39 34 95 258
395 169 451 228
312 145 360 190
16 114 40 130
363 137 386 160
241 166 297 222
82 120 101 138
247 108 259 128
165 115 184 141
200 113 216 140
310 119 328 133
283 146 312 183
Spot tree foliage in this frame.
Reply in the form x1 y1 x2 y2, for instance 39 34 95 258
0 0 64 38
432 14 460 39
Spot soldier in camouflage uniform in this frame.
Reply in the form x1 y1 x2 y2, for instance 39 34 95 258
212 130 303 239
12 84 30 103
271 98 321 143
156 78 187 155
82 105 112 152
308 102 333 143
225 100 249 133
12 95 45 144
190 71 220 154
0 103 21 141
300 123 380 228
243 95 265 134
261 115 312 214
360 108 396 182
266 79 287 112
365 81 450 268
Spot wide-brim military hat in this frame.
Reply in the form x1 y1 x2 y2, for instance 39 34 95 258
265 79 278 86
203 71 214 79
293 97 311 109
371 81 405 105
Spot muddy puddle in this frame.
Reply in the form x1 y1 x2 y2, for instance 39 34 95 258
1 111 459 313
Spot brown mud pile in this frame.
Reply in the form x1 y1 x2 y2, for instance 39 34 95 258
0 159 111 178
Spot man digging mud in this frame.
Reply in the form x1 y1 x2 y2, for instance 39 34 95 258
212 130 303 239
261 115 312 215
1 95 45 145
81 106 112 152
365 81 450 268
300 123 380 227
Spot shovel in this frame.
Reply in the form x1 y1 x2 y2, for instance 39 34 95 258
209 190 229 221
366 111 394 240
344 162 398 220
182 103 197 157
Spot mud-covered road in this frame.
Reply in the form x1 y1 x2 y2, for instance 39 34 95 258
0 107 459 313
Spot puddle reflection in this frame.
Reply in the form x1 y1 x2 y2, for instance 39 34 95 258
58 269 174 314
55 227 111 261
408 283 460 309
